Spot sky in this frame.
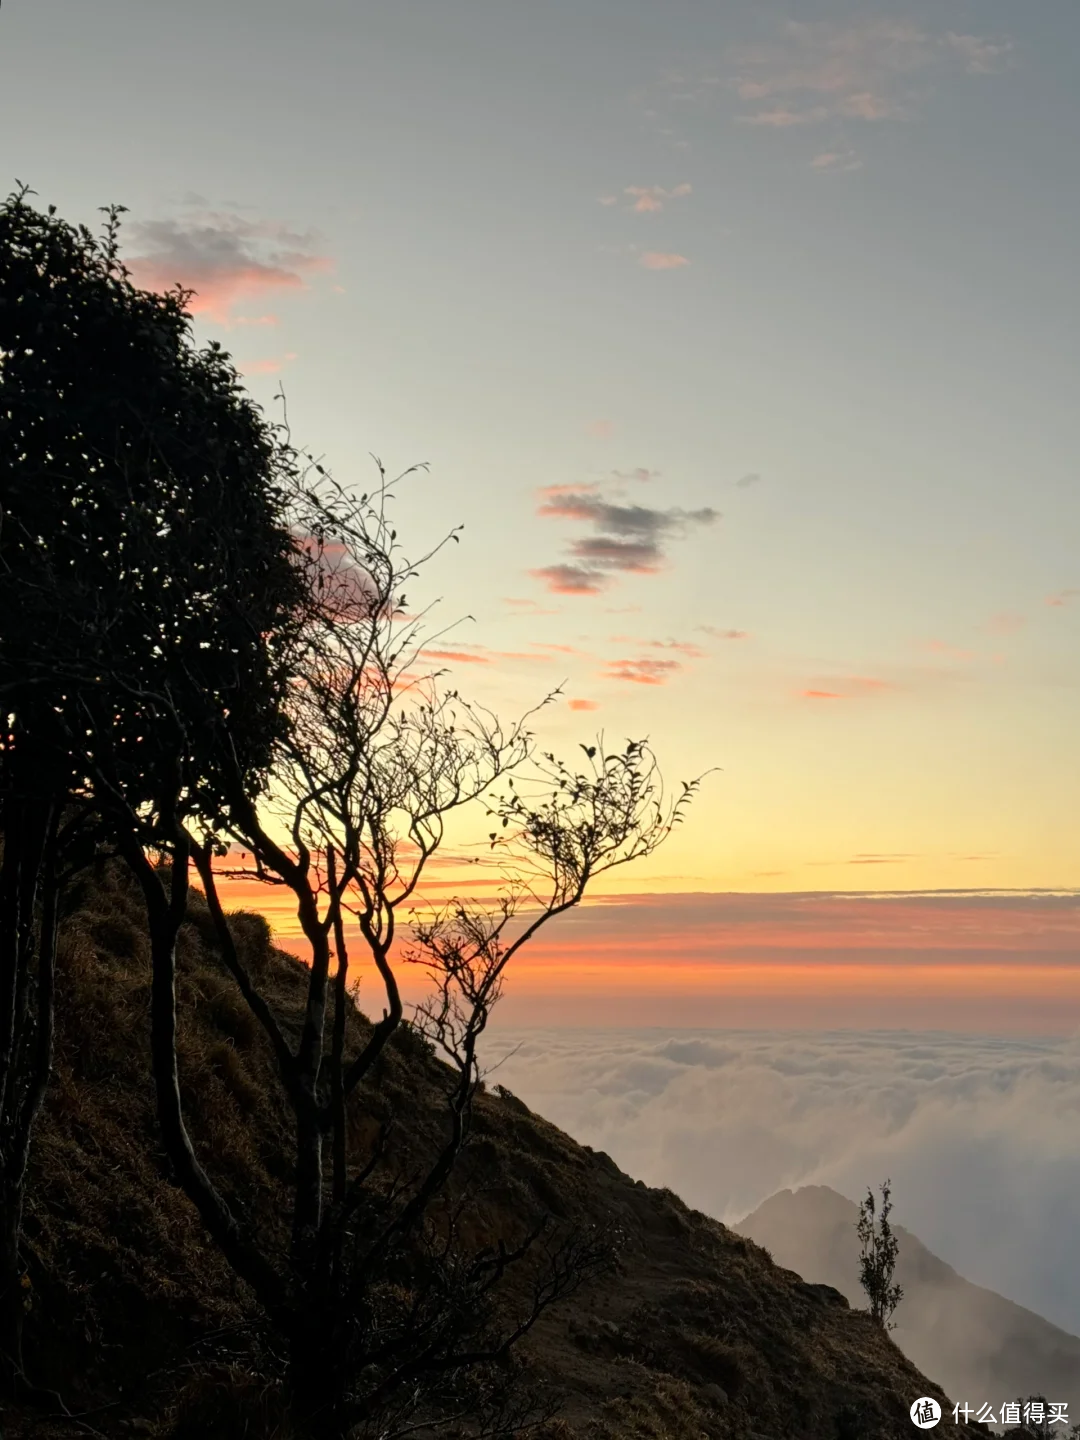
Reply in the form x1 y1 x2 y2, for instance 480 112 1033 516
5 0 1080 1029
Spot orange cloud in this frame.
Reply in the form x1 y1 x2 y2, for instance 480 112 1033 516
639 251 690 270
1046 590 1080 608
420 648 491 665
569 698 599 712
604 657 682 686
800 675 896 700
611 636 704 658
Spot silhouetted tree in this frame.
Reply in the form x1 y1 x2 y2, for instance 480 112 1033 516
3 184 705 1434
0 184 306 1397
856 1179 903 1329
173 466 704 1436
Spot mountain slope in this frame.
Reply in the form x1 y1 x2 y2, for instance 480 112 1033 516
735 1186 1080 1416
6 864 991 1439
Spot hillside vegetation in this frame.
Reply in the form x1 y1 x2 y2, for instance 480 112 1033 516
3 863 988 1440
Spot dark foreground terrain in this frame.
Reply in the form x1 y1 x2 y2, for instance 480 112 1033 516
3 865 988 1439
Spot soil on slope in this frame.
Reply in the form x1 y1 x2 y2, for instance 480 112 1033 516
2 863 990 1440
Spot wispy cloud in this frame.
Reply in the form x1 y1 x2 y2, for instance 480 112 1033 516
984 612 1026 636
238 351 298 375
1046 590 1080 608
503 597 561 616
568 698 599 712
420 642 555 667
700 626 749 641
946 32 1014 75
619 183 693 214
736 473 762 488
585 419 613 439
924 639 976 662
810 149 863 172
611 635 705 659
612 467 662 484
534 486 718 595
732 18 1013 131
125 208 332 323
603 657 683 686
800 675 897 700
639 251 691 270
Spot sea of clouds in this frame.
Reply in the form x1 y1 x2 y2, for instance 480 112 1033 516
482 1027 1080 1335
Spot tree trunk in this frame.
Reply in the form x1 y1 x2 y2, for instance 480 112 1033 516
288 1307 350 1440
0 1182 25 1396
122 834 289 1319
0 795 55 1398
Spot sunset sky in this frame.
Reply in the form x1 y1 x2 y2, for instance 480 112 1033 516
7 0 1080 1029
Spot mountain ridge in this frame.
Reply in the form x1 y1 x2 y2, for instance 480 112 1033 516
735 1185 1080 1418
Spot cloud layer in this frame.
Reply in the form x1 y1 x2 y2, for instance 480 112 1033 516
483 1026 1080 1336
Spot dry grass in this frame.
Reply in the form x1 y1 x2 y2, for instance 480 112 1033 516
1 861 992 1440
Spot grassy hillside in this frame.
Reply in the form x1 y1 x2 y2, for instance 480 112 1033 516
3 863 989 1440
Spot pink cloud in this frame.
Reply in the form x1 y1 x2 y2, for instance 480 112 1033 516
604 657 682 686
532 564 608 596
985 612 1026 635
611 635 704 659
639 251 690 270
739 107 829 127
503 596 559 615
729 18 1012 135
1046 590 1080 608
810 150 863 172
622 183 693 213
125 210 332 324
585 419 613 439
239 352 297 375
535 487 717 596
568 699 599 712
925 639 976 661
800 675 897 700
700 626 749 641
